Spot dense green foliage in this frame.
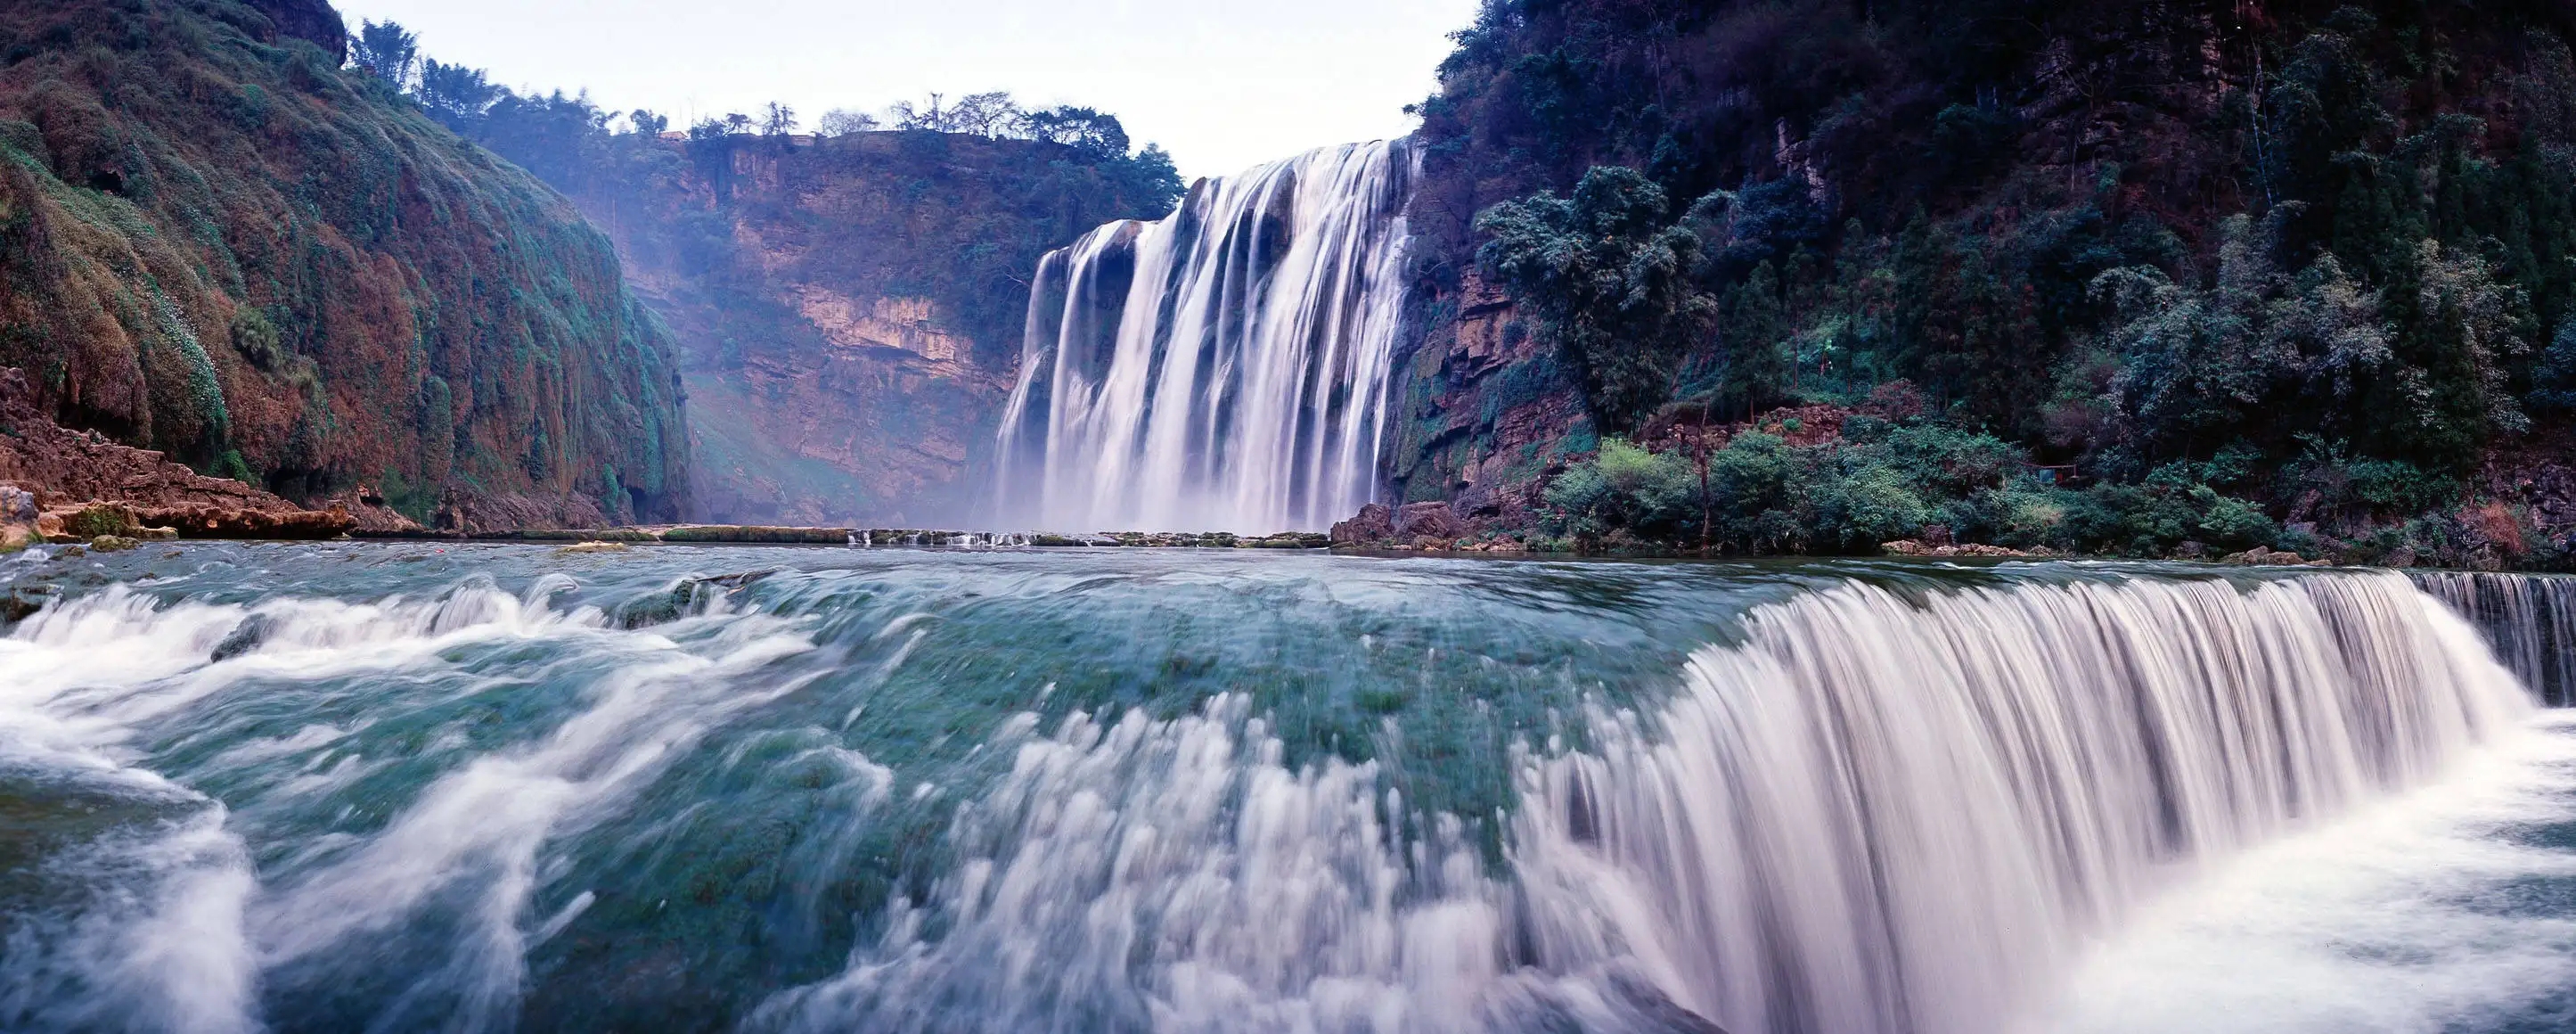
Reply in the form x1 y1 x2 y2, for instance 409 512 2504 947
0 0 689 521
1476 166 1713 429
1544 417 2295 557
1419 0 2576 563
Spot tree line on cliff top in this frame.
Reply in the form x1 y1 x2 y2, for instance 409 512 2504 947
342 18 1184 371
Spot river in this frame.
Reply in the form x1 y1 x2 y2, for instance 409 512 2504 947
2 542 2568 1033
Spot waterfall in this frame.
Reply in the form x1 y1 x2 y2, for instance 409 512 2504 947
994 141 1417 532
1509 572 2534 1034
9 550 2561 1032
765 570 2536 1033
2410 570 2576 706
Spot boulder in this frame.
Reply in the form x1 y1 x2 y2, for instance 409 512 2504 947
1394 501 1467 541
2220 546 2333 567
1329 503 1395 545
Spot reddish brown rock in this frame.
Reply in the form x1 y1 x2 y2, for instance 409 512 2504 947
317 485 427 535
0 367 352 539
1394 501 1468 541
1329 503 1395 545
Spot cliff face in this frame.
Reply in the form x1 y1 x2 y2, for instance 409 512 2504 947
533 131 1176 526
0 0 689 527
1383 0 2576 545
1384 270 1591 511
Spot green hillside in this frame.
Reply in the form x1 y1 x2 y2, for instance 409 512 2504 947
0 0 689 525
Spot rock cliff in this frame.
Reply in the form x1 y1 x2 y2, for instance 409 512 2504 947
488 129 1176 526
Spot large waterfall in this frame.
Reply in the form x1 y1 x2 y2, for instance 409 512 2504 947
994 141 1416 532
5 545 2571 1034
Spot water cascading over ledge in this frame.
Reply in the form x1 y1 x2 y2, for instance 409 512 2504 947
7 553 2566 1034
994 141 1418 531
760 570 2539 1034
2411 570 2576 706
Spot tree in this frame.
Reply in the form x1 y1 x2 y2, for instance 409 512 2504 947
1021 106 1130 159
1476 166 1717 431
760 103 797 137
817 109 879 136
628 110 670 136
414 60 498 128
889 94 949 132
348 20 417 90
946 92 1022 137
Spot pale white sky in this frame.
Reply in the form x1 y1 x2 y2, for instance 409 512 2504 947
337 0 1483 180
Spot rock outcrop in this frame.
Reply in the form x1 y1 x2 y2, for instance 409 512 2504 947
1394 501 1468 542
1381 271 1595 508
0 366 351 540
1329 503 1395 545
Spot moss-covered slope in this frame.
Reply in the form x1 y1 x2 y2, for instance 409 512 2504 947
0 0 689 524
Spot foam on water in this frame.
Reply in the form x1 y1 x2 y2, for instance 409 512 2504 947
2048 714 2576 1034
2 550 2569 1033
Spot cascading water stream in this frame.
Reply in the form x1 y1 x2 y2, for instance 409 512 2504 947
994 141 1417 532
2412 570 2576 706
2 546 2569 1034
1509 572 2534 1034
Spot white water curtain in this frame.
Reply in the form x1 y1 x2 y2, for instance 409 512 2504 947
995 141 1416 532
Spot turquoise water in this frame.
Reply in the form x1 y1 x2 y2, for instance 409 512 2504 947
1 543 2569 1033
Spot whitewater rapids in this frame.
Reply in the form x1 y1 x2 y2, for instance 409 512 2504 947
0 544 2567 1033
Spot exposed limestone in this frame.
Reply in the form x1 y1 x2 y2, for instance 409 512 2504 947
557 541 632 555
1394 501 1468 541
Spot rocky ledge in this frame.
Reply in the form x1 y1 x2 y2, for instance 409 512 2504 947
0 366 355 549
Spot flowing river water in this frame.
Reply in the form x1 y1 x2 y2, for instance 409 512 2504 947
2 542 2570 1033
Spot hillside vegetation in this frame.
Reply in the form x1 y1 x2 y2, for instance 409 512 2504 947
1397 0 2576 567
0 0 690 526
